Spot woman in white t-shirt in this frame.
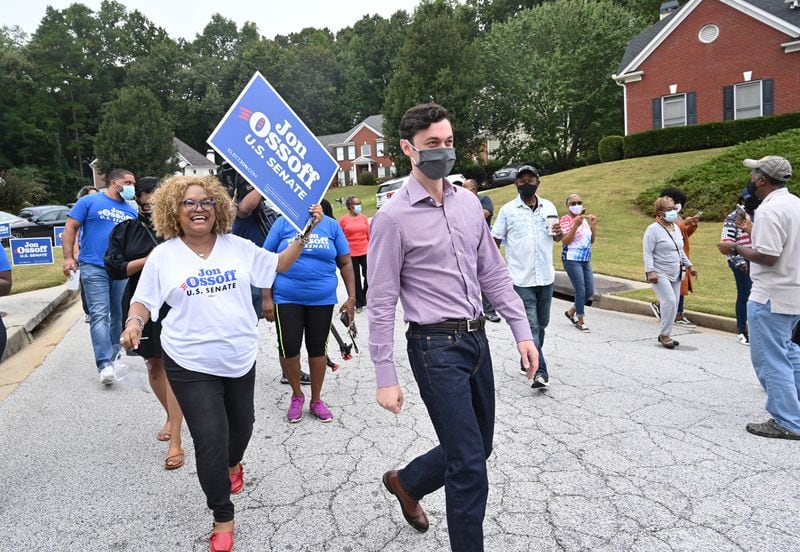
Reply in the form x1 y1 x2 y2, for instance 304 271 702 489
120 176 322 552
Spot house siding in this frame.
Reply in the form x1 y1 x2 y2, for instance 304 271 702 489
624 0 800 134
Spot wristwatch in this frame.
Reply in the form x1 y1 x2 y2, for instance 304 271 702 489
729 244 738 255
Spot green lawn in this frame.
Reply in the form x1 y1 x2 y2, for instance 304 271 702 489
5 247 67 295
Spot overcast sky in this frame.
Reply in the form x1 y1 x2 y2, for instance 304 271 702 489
6 0 423 41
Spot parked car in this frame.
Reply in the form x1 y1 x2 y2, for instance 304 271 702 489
7 206 70 243
17 205 69 221
489 162 548 188
375 173 469 209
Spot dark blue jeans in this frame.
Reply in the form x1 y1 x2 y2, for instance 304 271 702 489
399 325 494 552
562 259 594 317
729 260 752 335
514 284 552 380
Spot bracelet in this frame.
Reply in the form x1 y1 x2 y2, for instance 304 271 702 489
125 315 145 330
292 232 310 245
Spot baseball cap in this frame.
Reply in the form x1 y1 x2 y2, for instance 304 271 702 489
743 156 792 182
516 165 539 177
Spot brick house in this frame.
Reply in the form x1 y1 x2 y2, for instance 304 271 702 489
317 115 395 186
90 137 218 188
612 0 800 135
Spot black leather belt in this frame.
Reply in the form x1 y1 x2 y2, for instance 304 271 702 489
409 315 486 333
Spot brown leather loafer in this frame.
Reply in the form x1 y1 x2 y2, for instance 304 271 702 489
382 470 429 532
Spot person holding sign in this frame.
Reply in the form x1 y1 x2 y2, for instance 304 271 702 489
0 246 11 360
120 176 323 551
368 103 538 552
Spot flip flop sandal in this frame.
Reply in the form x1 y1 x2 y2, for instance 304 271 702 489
157 429 171 442
165 447 185 470
564 310 578 325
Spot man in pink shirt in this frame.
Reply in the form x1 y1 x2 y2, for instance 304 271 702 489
367 103 538 551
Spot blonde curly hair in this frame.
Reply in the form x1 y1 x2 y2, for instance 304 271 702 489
653 196 675 217
152 175 235 239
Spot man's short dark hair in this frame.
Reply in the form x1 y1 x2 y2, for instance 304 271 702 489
659 187 688 206
755 169 786 189
399 103 450 143
135 176 160 197
106 168 133 186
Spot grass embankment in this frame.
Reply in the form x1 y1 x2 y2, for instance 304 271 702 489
5 247 66 295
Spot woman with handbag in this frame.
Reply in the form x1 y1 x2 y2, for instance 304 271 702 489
105 176 184 469
643 196 698 349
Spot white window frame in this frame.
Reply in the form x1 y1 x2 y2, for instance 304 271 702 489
376 141 385 157
734 80 762 120
662 93 687 128
336 147 344 161
377 165 386 178
347 145 356 160
361 143 371 156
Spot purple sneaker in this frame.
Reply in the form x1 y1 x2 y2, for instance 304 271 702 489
287 395 305 423
309 400 333 422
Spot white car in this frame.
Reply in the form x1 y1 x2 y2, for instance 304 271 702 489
375 174 468 209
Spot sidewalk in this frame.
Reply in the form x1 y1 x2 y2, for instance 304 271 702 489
0 284 75 362
1 279 795 551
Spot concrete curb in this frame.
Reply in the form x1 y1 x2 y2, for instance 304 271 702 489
1 286 76 362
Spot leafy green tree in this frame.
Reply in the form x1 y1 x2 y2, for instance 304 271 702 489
383 0 482 173
467 0 545 30
477 0 640 169
0 169 48 213
94 86 178 177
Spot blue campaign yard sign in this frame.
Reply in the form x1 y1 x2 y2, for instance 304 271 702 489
9 237 54 266
54 226 65 247
207 71 338 233
0 223 9 239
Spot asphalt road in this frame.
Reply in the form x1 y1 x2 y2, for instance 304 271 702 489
1 296 797 551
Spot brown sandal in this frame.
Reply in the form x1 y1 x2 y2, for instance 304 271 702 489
165 447 184 470
156 429 171 442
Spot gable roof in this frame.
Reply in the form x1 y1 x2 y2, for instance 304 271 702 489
317 115 385 149
615 0 800 79
173 137 215 167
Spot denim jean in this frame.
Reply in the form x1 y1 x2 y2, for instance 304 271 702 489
747 301 800 433
80 262 126 370
165 355 256 522
562 259 594 317
513 284 552 380
399 325 494 552
728 261 752 335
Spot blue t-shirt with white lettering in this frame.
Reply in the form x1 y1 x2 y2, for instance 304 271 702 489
263 216 350 305
68 192 137 267
0 247 10 271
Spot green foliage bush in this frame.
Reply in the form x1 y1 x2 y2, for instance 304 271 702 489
624 112 800 159
634 129 800 220
357 172 376 186
453 159 507 187
598 136 624 162
0 168 48 212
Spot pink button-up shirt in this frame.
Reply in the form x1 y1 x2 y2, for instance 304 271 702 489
367 175 533 387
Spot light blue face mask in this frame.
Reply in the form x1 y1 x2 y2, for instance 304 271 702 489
663 209 678 223
353 205 362 215
121 185 136 201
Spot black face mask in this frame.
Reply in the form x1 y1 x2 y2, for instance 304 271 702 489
746 178 760 198
518 183 538 199
139 210 153 227
743 195 761 215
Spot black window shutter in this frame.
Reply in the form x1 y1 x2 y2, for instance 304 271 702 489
687 92 697 125
652 98 662 129
762 79 774 115
723 86 734 120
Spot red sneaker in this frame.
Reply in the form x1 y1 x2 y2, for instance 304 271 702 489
230 463 244 494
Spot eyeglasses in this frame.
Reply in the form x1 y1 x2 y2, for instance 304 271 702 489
568 201 583 206
181 199 216 211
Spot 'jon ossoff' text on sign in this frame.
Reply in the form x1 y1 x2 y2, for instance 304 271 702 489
207 72 338 233
10 238 54 266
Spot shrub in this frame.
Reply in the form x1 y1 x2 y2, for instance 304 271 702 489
0 168 48 212
598 136 624 162
357 172 376 186
634 128 800 220
624 112 800 159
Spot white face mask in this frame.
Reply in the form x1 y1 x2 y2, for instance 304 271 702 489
674 203 682 213
569 204 583 215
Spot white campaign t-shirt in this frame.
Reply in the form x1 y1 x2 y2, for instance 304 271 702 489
133 234 279 377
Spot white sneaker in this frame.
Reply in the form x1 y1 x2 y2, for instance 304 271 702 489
674 316 696 328
737 333 750 346
531 375 549 389
84 314 91 323
99 364 115 385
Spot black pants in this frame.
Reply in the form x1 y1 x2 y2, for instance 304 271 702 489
164 354 256 522
351 254 368 308
275 304 334 358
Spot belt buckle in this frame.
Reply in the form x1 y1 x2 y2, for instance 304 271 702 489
466 318 479 332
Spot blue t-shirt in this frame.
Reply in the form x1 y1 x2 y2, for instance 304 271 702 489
69 192 137 267
263 216 350 305
0 247 10 271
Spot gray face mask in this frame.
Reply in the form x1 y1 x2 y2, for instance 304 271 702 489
411 145 456 180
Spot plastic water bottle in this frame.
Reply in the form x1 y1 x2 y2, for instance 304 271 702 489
67 269 80 291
